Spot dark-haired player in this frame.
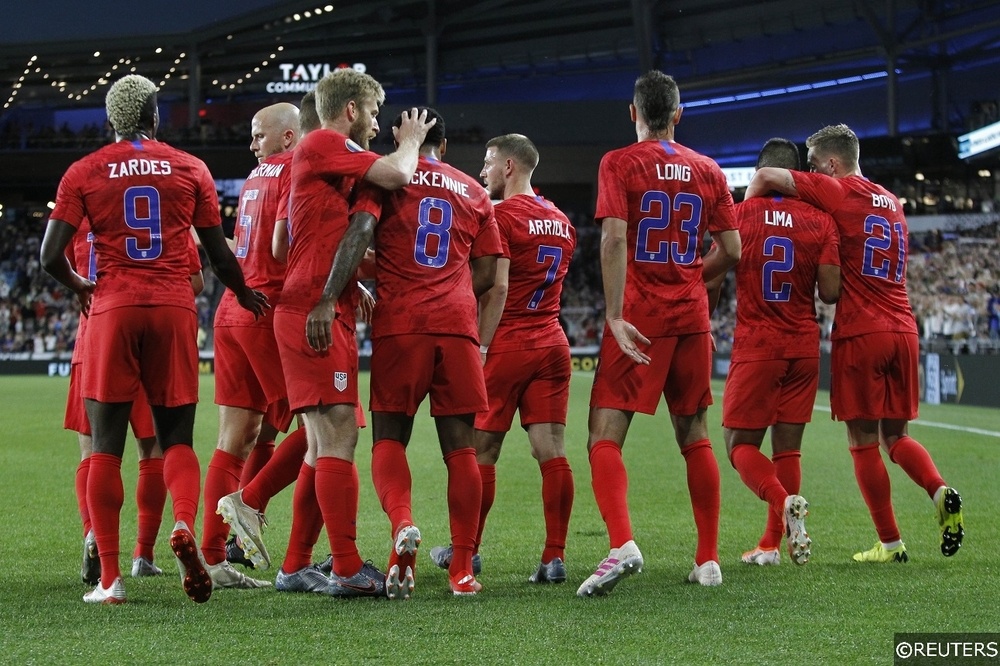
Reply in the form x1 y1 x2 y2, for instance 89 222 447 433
342 107 500 598
707 137 841 567
578 70 741 596
747 123 964 563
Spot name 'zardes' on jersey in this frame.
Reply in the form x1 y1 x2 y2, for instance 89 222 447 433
107 158 172 179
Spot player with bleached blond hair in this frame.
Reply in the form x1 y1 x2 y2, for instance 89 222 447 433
42 74 267 605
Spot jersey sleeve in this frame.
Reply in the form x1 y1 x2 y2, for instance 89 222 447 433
349 180 383 219
471 205 503 260
50 162 88 229
792 172 847 215
707 170 737 233
187 233 203 273
594 153 627 223
818 212 841 266
192 163 222 228
493 206 515 258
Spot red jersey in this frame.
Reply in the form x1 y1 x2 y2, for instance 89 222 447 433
731 196 840 362
279 129 381 318
595 139 737 336
215 151 292 328
68 216 202 364
371 155 501 341
489 194 575 353
792 172 917 338
51 138 220 315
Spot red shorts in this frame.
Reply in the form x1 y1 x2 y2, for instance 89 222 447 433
262 398 294 433
64 363 156 439
722 357 819 430
274 309 358 412
475 345 571 432
81 306 199 406
590 331 713 416
830 331 919 421
214 325 288 414
370 334 487 417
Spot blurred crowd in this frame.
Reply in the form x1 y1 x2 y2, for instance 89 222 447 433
2 205 998 357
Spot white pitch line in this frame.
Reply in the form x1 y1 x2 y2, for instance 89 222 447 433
809 403 1000 438
575 377 1000 438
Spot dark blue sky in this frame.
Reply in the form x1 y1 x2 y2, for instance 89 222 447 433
0 0 285 44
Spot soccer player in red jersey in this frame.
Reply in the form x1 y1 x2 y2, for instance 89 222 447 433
218 69 436 598
67 217 204 585
355 108 500 599
707 138 841 567
41 75 266 605
201 102 302 590
223 90 373 579
747 124 964 563
429 133 576 585
577 71 741 596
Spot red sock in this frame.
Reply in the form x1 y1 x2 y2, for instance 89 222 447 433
87 453 124 583
371 439 413 533
730 443 786 549
540 457 574 563
589 440 632 549
241 440 274 488
888 435 947 498
443 448 481 578
315 456 363 577
76 458 91 536
763 450 802 549
163 444 201 531
682 439 720 565
200 449 244 565
772 450 801 495
242 427 307 512
474 464 496 552
134 458 166 561
850 443 900 543
282 463 324 573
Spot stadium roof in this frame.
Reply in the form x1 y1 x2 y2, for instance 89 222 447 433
2 0 999 119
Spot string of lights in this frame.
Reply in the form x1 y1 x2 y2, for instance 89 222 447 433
4 56 37 110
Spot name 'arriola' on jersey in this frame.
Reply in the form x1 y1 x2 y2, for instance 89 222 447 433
527 218 573 239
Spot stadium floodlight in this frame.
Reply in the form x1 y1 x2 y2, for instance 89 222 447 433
957 120 1000 159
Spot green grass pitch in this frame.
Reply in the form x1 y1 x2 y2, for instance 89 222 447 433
0 372 996 664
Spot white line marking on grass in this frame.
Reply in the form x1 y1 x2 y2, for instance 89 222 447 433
809 403 1000 438
576 377 1000 439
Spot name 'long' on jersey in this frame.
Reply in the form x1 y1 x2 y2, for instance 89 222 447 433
594 139 737 337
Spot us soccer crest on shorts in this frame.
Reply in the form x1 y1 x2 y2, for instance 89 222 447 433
334 372 348 392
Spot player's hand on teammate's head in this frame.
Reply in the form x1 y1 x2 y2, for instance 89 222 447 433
237 288 270 319
392 107 436 146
